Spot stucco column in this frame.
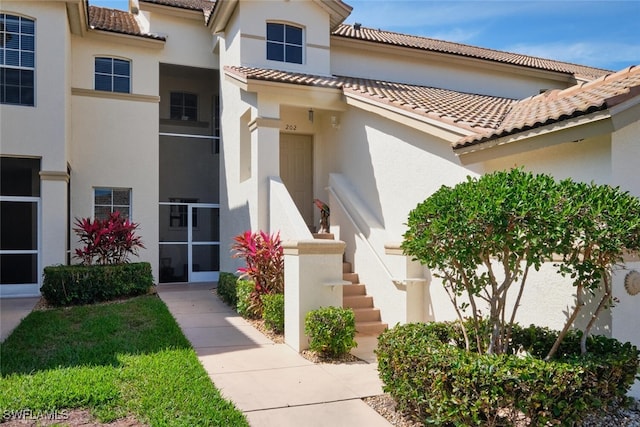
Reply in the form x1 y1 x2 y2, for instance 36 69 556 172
40 170 69 274
249 116 280 232
283 239 347 352
385 243 431 323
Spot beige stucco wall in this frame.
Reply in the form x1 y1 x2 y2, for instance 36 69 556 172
1 2 71 294
237 0 332 76
330 43 572 100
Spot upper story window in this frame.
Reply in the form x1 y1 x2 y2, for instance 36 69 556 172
0 14 35 106
266 23 303 64
170 92 197 121
95 57 130 93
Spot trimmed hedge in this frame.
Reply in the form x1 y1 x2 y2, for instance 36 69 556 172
261 293 284 334
41 262 154 307
236 279 259 319
217 272 239 307
305 307 357 356
377 321 639 426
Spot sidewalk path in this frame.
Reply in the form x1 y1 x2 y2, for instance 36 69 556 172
157 283 391 427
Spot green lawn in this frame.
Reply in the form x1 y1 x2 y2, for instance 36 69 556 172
0 295 248 426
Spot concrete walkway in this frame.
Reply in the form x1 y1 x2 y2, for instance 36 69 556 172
157 283 391 427
0 297 39 342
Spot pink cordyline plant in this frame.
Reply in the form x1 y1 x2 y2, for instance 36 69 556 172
74 211 145 265
231 230 285 314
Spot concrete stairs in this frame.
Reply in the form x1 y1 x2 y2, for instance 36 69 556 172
341 262 388 336
313 232 388 336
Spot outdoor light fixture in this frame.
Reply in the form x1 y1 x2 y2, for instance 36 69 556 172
331 115 340 129
624 270 640 296
308 109 314 123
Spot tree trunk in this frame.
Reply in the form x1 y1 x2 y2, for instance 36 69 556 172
545 283 584 361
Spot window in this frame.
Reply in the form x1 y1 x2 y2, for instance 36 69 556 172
266 23 303 64
0 14 35 106
95 57 130 93
170 92 197 121
94 188 131 220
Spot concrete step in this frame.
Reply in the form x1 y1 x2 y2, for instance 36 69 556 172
343 283 366 297
356 321 389 336
343 295 373 309
352 307 381 323
343 272 359 284
343 261 352 274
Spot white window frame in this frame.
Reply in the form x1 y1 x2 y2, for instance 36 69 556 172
93 187 132 220
0 13 36 106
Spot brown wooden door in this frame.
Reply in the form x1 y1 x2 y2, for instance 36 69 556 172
280 134 313 229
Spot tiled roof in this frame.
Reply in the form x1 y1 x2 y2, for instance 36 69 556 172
456 65 640 148
88 6 165 40
140 0 216 21
225 65 516 133
332 24 611 81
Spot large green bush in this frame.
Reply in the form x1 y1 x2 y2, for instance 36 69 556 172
217 272 239 307
41 262 154 306
402 169 640 357
377 321 639 426
261 293 284 334
304 307 357 357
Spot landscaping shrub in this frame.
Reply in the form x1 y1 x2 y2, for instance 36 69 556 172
236 280 259 319
231 230 284 316
377 321 640 426
217 272 239 307
41 262 153 306
304 307 357 357
261 293 284 334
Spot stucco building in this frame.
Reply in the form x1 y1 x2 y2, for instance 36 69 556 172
2 0 639 391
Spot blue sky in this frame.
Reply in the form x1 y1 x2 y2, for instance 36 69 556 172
89 0 639 71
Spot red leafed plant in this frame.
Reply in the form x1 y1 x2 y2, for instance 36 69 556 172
74 211 145 265
231 230 284 315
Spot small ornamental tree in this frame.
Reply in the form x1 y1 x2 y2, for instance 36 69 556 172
231 230 284 316
74 211 145 265
402 169 640 358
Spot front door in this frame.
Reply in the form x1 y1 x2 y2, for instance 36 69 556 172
280 134 313 230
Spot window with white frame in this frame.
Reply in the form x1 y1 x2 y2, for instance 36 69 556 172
169 198 198 228
0 14 35 106
266 23 303 64
170 92 198 121
94 188 131 220
95 57 130 93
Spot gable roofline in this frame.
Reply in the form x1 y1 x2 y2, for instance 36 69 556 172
140 0 215 23
209 0 352 33
332 24 611 81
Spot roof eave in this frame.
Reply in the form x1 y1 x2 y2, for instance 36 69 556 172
66 0 89 36
209 0 238 33
224 70 346 111
86 27 166 48
312 0 353 31
454 111 613 165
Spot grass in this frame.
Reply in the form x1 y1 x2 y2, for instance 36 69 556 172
0 295 248 426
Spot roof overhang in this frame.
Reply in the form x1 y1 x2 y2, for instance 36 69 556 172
224 69 346 111
66 0 89 36
85 27 165 48
210 0 352 33
140 1 208 22
454 89 640 165
454 111 613 165
344 91 474 143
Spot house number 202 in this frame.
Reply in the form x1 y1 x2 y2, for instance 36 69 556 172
285 124 297 131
